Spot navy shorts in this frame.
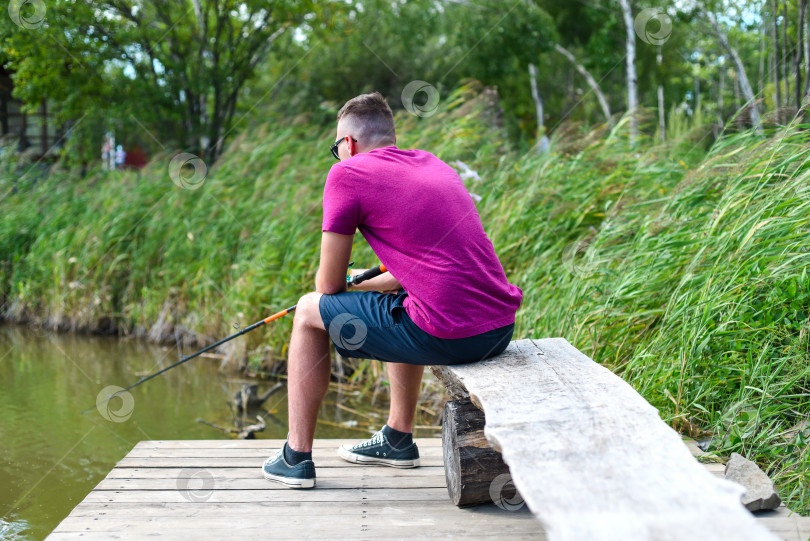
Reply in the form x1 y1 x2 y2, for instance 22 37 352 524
318 290 514 366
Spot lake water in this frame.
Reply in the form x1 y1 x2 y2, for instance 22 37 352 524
0 323 399 539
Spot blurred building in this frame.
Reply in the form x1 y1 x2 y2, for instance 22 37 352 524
0 65 63 159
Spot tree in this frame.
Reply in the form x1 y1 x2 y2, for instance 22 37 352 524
262 0 444 115
616 0 639 138
697 2 762 130
553 43 612 126
0 0 317 164
797 0 807 106
440 0 556 143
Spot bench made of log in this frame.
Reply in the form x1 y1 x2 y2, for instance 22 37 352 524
431 337 779 541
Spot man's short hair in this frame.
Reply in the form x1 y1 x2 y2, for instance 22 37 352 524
337 92 396 148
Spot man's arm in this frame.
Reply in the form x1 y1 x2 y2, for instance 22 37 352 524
315 231 353 295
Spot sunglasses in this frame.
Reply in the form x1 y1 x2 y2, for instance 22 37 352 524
330 136 357 160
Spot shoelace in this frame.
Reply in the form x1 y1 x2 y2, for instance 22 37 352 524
356 430 384 448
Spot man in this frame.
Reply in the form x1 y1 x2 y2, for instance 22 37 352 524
262 92 522 488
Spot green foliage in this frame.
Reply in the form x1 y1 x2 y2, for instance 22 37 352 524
0 0 318 163
3 0 805 161
251 0 561 144
295 0 446 106
440 0 556 141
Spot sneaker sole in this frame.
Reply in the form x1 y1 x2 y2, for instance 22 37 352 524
262 469 316 489
338 445 420 468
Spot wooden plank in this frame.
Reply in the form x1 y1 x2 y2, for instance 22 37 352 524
103 466 446 479
115 456 444 468
48 530 543 541
61 500 528 518
47 510 543 539
431 338 779 541
132 438 442 449
79 488 452 504
754 517 810 536
50 532 540 541
124 447 443 458
93 476 446 490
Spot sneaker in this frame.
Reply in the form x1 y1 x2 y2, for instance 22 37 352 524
262 449 316 488
338 428 420 468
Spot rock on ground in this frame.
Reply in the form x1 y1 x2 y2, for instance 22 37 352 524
724 452 782 512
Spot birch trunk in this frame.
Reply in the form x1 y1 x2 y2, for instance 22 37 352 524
734 72 741 111
657 47 665 142
528 63 550 152
782 1 790 106
554 44 613 125
759 21 766 95
805 9 810 96
772 0 782 120
616 0 639 137
700 3 762 130
718 67 725 125
798 0 807 105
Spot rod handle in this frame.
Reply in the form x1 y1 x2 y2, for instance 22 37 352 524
347 263 387 287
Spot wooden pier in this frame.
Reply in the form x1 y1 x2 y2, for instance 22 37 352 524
48 438 810 540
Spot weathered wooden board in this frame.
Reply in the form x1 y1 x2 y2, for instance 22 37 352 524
114 456 445 468
124 447 444 458
61 500 525 517
131 439 423 449
48 438 544 540
103 466 446 479
78 487 452 504
94 476 447 490
431 338 781 541
49 513 541 534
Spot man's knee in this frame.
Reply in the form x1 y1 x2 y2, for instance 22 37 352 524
293 292 325 330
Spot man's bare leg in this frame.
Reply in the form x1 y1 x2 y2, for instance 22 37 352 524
286 292 330 453
386 363 424 433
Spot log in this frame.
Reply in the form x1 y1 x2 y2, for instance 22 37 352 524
442 399 518 508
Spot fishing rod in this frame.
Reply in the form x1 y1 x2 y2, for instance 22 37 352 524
83 263 387 416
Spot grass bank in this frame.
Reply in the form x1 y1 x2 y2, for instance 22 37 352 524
1 84 808 511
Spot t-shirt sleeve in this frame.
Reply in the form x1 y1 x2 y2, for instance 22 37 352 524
322 164 360 235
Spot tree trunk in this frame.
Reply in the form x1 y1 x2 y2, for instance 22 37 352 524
700 3 762 131
734 72 742 110
759 20 767 95
616 0 639 137
772 0 782 121
528 63 550 152
718 67 725 125
657 47 665 142
442 399 514 508
805 8 810 96
554 43 613 125
798 0 807 106
782 1 790 106
191 0 204 34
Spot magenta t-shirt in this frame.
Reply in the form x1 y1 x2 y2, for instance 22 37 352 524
322 145 522 339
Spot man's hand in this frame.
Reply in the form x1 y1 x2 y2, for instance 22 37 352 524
349 268 402 293
315 232 353 295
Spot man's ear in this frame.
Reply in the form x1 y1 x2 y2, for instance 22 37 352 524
346 136 356 157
